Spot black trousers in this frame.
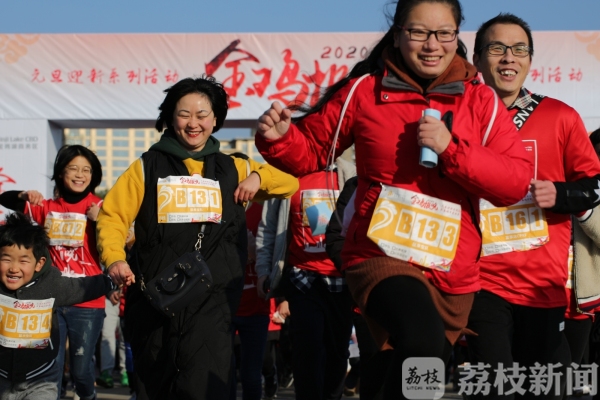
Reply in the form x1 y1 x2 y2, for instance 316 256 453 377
365 276 449 400
286 278 353 400
564 317 592 365
352 310 385 400
466 290 569 400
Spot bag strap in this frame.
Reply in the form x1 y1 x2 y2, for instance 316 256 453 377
194 224 207 251
327 74 370 223
203 153 217 180
512 93 544 131
327 74 370 171
481 90 544 146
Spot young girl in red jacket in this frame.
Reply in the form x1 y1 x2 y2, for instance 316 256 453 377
255 0 533 398
0 144 104 400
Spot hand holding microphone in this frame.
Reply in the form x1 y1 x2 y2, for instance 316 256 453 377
418 109 453 168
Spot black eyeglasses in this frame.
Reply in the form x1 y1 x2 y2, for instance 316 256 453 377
400 27 458 43
480 43 531 58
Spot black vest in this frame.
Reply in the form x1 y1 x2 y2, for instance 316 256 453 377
132 150 247 311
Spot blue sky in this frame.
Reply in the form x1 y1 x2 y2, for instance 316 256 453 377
3 0 598 33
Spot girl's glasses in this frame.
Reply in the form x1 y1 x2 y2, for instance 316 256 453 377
65 166 92 175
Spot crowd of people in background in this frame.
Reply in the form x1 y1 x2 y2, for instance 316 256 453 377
1 1 600 400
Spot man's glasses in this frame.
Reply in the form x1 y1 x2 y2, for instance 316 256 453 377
480 43 531 58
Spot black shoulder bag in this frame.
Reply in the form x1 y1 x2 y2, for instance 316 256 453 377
140 224 213 317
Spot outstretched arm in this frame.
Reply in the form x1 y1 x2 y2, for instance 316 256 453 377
255 78 362 176
96 159 143 286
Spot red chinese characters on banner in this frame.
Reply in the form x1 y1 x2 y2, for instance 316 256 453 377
31 68 45 83
548 67 561 83
165 69 179 83
569 68 583 82
302 60 348 107
51 70 63 83
530 67 583 83
144 68 158 84
68 70 83 84
127 69 141 85
31 68 181 86
267 49 310 106
89 69 103 84
245 68 271 98
109 68 120 84
205 39 260 108
205 39 349 109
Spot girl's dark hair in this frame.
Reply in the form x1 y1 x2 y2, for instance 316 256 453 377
52 145 103 196
0 212 49 262
155 75 228 133
293 0 464 121
590 128 600 147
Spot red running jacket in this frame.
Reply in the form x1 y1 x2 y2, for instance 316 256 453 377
256 59 532 295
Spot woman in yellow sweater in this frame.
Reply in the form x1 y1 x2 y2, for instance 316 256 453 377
96 76 298 400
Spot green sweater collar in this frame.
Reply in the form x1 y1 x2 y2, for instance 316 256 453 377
150 129 220 161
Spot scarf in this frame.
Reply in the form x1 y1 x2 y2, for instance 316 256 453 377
149 129 221 161
382 45 478 94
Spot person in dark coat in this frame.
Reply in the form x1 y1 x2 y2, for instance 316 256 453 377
97 76 298 400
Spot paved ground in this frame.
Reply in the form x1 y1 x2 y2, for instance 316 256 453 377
65 380 595 399
64 382 465 399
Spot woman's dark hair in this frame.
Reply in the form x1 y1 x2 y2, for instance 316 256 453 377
590 128 600 147
293 0 464 121
474 13 534 59
155 75 228 133
52 145 103 196
0 212 49 262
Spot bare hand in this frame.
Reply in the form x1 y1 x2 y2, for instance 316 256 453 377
276 300 290 320
417 116 452 154
107 260 135 287
256 101 291 140
530 179 557 208
108 289 121 305
234 172 261 204
18 190 44 206
257 275 268 299
86 202 100 221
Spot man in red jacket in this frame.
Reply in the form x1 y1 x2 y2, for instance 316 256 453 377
466 13 600 400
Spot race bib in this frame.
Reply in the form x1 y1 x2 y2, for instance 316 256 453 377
0 295 54 349
566 245 574 289
479 193 549 257
44 212 87 247
157 175 223 224
301 189 339 227
367 185 461 272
